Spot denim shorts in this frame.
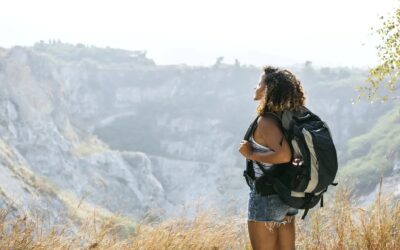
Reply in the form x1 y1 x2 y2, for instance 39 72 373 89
247 180 298 223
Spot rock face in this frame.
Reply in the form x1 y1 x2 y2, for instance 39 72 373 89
0 43 397 223
0 46 168 222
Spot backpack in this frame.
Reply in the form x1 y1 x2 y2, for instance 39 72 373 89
243 106 338 219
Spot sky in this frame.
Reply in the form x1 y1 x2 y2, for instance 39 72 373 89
0 0 399 68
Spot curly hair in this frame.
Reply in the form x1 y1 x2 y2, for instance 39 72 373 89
256 65 307 115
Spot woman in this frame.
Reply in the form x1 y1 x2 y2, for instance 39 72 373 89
238 65 307 250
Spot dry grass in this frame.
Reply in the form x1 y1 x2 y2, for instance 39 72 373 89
0 181 398 250
296 180 400 250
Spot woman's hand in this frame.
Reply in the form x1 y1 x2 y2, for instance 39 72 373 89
238 140 253 159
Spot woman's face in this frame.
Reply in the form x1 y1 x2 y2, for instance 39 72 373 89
253 72 266 101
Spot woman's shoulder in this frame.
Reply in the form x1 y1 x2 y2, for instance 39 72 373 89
257 114 281 128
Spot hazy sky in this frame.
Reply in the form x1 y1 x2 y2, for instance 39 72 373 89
0 0 398 67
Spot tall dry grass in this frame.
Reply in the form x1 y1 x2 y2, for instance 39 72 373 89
296 179 400 250
0 181 398 249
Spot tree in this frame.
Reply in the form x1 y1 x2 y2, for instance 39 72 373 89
214 56 224 67
234 58 240 68
356 7 400 103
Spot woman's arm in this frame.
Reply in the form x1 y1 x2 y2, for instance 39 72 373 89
239 116 292 164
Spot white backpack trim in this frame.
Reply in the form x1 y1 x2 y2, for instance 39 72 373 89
303 128 319 192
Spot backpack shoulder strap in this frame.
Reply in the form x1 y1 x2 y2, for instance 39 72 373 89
243 115 261 185
244 115 260 140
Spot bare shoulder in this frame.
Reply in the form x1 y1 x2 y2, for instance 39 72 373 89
256 115 285 149
257 115 280 131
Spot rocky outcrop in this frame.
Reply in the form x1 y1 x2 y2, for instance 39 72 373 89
0 43 397 223
0 46 168 222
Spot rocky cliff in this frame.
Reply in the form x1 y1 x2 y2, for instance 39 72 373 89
0 43 397 224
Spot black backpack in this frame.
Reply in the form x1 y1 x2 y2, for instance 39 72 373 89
243 106 338 219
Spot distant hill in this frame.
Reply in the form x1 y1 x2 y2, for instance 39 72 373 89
0 42 397 224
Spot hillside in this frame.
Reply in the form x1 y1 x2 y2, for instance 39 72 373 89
0 42 398 225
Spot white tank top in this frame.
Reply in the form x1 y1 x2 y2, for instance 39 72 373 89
249 134 274 178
